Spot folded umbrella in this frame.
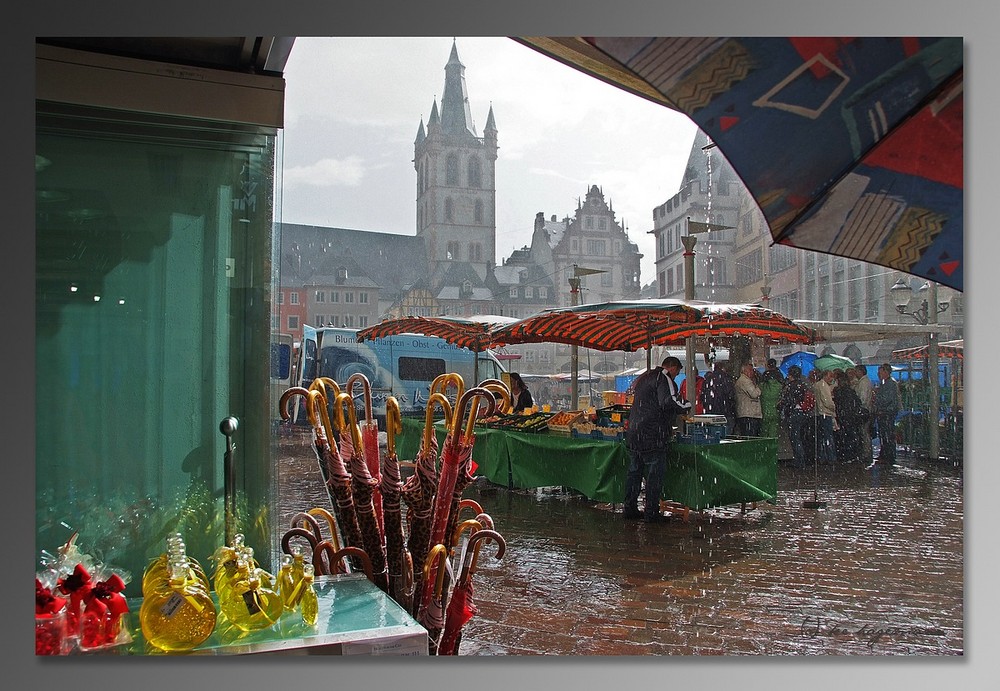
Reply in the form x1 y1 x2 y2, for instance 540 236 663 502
439 528 506 656
380 396 411 606
346 373 384 540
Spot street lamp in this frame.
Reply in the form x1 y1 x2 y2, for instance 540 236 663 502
889 278 949 461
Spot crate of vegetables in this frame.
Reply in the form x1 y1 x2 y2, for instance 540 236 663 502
547 410 585 435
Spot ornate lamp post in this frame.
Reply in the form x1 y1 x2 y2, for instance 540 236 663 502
890 278 950 460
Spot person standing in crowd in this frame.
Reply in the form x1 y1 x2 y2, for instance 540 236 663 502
509 372 533 413
735 362 763 437
679 369 705 415
701 360 737 435
833 369 866 462
873 363 901 465
763 358 785 385
623 356 692 523
814 369 838 463
760 360 785 442
850 364 875 462
777 365 810 467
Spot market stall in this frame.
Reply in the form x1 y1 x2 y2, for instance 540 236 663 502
396 416 777 509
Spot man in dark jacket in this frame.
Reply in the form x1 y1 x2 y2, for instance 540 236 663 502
623 356 692 523
873 363 901 465
700 361 737 434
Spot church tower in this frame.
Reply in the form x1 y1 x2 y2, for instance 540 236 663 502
414 40 498 284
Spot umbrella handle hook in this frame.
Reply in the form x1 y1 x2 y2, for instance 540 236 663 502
307 507 342 553
346 373 375 425
386 396 402 456
278 386 312 422
479 378 512 414
310 376 341 405
450 519 482 552
423 544 450 600
305 389 337 445
460 529 506 585
451 387 498 447
430 373 465 405
423 392 453 450
332 391 365 450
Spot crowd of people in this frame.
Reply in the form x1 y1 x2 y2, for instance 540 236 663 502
621 355 903 522
679 357 900 467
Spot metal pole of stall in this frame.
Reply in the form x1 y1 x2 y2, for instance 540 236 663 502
569 275 581 411
927 283 940 461
682 234 698 409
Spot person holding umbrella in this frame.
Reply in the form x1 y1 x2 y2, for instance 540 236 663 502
623 356 692 524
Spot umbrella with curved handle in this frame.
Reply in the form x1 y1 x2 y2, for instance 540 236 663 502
401 392 452 615
346 373 384 540
332 391 389 594
439 528 507 656
417 386 497 629
381 396 411 607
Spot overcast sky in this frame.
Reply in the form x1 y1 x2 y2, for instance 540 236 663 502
278 36 700 284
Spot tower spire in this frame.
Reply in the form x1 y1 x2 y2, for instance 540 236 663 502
440 39 476 135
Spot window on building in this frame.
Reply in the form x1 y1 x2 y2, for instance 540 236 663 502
288 315 299 330
359 292 368 304
768 243 798 273
344 314 355 327
587 239 606 255
470 243 482 262
277 292 284 305
446 154 459 185
598 217 607 230
447 241 460 260
585 216 594 229
571 239 578 252
474 200 483 223
331 291 339 303
315 290 325 302
805 279 816 317
539 287 547 299
345 292 354 303
509 286 518 298
736 248 763 288
667 232 673 254
314 314 325 325
467 157 481 188
659 270 667 296
539 349 551 363
601 271 613 287
705 257 726 285
328 314 338 326
667 270 674 294
675 264 683 287
290 292 299 305
818 276 830 320
358 316 368 328
445 197 453 222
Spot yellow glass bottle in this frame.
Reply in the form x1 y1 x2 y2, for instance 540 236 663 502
299 564 319 627
277 554 297 611
139 562 217 652
220 569 283 632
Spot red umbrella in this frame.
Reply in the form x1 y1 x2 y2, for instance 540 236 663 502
491 299 702 352
417 386 498 629
380 396 411 606
439 528 507 656
400 392 452 615
333 391 389 593
654 301 815 345
346 373 384 539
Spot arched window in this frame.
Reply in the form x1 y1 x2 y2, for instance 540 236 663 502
446 154 459 185
467 157 482 188
445 197 453 222
474 199 483 223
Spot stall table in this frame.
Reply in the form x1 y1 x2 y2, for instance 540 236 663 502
396 417 777 510
102 574 427 656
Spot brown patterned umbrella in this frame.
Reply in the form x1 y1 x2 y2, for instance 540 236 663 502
380 396 411 607
333 391 389 594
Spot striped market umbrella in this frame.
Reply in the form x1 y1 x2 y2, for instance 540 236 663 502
893 338 963 361
489 299 703 353
357 315 517 352
653 302 815 345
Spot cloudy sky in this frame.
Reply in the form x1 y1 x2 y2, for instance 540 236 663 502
278 36 700 283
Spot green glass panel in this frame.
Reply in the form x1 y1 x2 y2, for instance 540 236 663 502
36 111 277 597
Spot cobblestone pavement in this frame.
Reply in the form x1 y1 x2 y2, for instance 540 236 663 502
277 430 963 656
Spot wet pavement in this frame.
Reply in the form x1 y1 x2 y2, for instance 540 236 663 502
276 428 963 656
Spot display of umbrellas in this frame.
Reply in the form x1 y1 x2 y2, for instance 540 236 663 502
278 371 508 655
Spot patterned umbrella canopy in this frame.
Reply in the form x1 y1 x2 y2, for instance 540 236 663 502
489 299 703 352
518 37 964 291
357 315 517 352
892 338 964 361
653 301 815 345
